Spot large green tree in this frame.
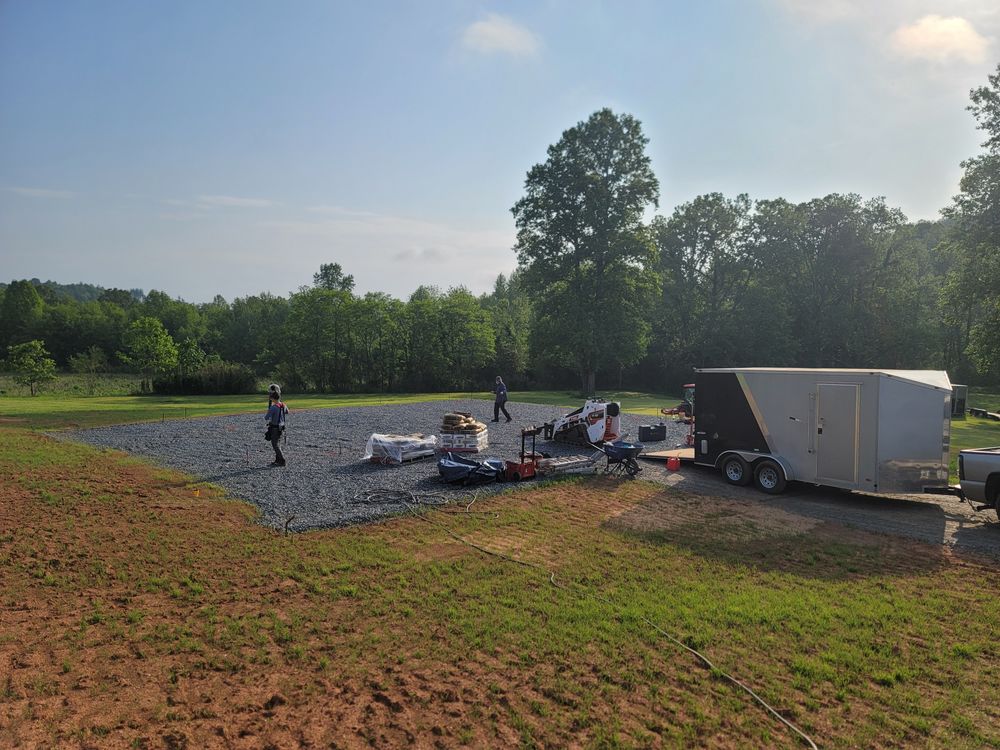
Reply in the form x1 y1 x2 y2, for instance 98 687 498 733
213 293 289 375
440 287 496 389
751 194 917 367
118 317 179 392
512 109 660 393
0 280 45 350
313 263 355 293
652 193 756 380
481 272 531 384
283 286 354 391
942 63 1000 380
352 292 406 391
141 290 205 343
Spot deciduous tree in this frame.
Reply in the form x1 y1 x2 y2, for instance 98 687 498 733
943 63 1000 380
0 280 45 349
512 109 660 393
119 317 178 392
6 339 57 396
313 263 355 293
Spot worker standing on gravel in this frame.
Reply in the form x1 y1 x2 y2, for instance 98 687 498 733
265 383 288 467
492 376 512 423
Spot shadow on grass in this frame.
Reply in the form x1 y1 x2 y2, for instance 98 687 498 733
606 491 952 581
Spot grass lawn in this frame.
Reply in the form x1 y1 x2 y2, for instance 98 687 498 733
968 387 1000 413
0 388 679 430
950 390 1000 480
1 411 999 747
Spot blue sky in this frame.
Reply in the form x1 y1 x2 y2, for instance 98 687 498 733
1 0 997 302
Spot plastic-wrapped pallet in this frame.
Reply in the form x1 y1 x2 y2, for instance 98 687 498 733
363 433 438 464
439 412 489 453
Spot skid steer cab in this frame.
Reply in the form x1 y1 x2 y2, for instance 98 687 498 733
543 399 622 446
661 384 695 422
662 384 695 447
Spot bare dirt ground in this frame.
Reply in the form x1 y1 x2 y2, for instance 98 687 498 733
4 431 999 748
638 459 1000 558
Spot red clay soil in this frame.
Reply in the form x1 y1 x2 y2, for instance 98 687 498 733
1 431 996 749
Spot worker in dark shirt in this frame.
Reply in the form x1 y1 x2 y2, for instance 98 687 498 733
492 376 512 423
265 383 288 466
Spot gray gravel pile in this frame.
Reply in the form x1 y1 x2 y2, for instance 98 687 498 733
67 399 687 531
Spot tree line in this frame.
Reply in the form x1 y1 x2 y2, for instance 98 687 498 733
3 64 999 395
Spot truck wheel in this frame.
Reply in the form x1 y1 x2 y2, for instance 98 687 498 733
754 459 787 494
721 455 751 486
988 475 1000 521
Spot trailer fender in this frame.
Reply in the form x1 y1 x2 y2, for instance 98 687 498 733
716 451 795 482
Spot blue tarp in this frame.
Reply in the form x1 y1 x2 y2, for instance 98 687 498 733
437 452 505 485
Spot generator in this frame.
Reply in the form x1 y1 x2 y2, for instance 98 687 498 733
638 424 667 442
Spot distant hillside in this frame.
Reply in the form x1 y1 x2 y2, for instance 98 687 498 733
0 279 144 304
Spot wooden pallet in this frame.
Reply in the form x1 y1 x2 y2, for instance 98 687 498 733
369 450 436 465
639 447 695 462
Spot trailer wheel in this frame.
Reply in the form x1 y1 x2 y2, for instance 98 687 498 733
754 459 787 494
721 455 751 486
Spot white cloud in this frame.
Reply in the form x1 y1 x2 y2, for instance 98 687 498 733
5 186 75 199
890 15 990 64
197 194 275 208
461 13 540 57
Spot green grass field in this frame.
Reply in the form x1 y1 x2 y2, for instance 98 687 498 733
2 426 998 748
0 386 677 430
1 388 998 747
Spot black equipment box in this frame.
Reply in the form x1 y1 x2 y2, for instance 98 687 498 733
638 424 666 442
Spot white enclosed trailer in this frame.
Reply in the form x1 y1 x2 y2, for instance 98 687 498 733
693 368 952 494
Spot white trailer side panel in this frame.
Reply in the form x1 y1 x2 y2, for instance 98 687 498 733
739 370 881 491
875 374 951 492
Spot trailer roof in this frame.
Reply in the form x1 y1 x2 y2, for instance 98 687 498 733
695 368 952 391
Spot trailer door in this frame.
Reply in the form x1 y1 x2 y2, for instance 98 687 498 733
816 383 860 487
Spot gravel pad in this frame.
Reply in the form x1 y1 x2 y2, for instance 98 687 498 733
67 399 688 531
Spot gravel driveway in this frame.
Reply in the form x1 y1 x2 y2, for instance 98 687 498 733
67 399 686 532
640 459 1000 558
66 398 1000 557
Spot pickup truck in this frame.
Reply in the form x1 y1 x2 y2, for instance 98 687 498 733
958 447 1000 518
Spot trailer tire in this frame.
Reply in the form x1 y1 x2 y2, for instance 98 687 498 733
754 459 787 494
721 455 751 486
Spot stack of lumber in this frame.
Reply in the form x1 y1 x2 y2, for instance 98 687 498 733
536 454 598 476
364 433 438 464
439 411 489 453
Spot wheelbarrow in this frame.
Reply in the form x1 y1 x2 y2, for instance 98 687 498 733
595 440 644 478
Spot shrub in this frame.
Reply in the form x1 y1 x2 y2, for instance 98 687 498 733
153 361 258 395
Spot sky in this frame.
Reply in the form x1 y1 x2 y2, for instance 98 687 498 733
1 0 998 303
